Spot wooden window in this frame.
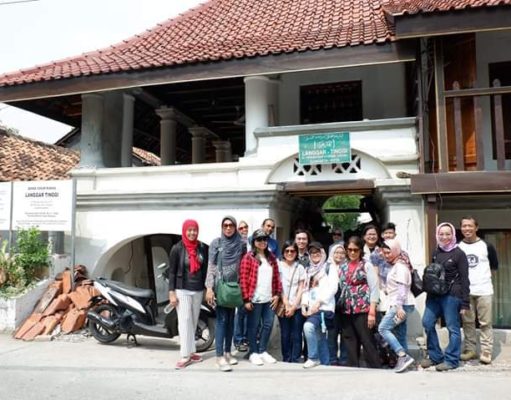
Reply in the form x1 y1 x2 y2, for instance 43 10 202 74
300 81 363 124
489 61 511 159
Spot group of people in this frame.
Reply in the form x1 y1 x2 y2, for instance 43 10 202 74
166 215 498 373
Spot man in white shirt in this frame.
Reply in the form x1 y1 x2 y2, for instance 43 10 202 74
458 216 499 365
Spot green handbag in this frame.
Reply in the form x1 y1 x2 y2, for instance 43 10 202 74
215 250 243 308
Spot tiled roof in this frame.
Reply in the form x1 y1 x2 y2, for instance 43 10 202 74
132 147 161 166
0 0 393 88
0 128 79 181
383 0 511 16
0 0 508 89
0 128 160 181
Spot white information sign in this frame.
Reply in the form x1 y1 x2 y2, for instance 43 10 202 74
12 180 73 231
0 182 12 230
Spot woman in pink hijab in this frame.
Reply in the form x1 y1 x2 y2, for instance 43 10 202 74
421 222 470 372
378 238 416 373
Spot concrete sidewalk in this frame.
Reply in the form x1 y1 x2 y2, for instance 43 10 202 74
1 332 511 400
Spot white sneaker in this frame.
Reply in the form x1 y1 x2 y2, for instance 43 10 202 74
216 357 232 372
224 353 238 365
260 352 277 364
249 353 264 366
303 359 320 369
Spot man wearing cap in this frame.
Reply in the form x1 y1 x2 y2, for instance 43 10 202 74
248 218 281 258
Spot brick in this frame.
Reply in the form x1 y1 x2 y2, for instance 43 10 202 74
14 313 43 339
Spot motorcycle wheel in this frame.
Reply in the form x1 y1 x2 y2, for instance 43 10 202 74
88 304 121 344
195 316 215 352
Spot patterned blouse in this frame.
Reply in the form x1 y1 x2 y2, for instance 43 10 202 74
338 260 379 314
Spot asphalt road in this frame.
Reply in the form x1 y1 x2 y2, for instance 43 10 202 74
1 333 511 400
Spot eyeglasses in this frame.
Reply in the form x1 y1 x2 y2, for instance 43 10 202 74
347 248 360 253
255 237 268 242
238 226 248 230
284 249 296 254
223 223 234 228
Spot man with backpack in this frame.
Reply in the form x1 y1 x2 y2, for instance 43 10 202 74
458 216 499 365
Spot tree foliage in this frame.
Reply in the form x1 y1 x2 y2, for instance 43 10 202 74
322 195 361 232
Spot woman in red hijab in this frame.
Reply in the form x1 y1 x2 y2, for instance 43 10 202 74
168 219 209 369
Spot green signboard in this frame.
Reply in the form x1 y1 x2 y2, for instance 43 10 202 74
298 132 351 165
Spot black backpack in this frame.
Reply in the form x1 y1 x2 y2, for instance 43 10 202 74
422 262 449 296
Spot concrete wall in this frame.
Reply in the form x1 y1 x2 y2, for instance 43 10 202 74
278 63 408 126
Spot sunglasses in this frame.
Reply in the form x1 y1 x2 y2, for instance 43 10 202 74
223 223 235 228
284 249 296 254
255 237 268 242
239 226 248 230
347 248 360 253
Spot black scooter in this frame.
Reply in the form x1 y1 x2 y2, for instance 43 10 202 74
87 263 215 352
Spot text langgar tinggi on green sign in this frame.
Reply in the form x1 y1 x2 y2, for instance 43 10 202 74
298 132 351 166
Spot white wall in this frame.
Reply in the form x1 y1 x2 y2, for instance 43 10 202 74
278 63 408 125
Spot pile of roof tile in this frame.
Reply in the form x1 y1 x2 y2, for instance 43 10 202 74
14 265 99 341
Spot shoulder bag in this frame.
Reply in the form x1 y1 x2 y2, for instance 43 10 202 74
215 249 243 308
276 264 297 318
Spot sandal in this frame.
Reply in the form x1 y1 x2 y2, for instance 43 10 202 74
175 357 192 369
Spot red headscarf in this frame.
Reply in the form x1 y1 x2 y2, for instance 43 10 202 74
182 219 200 275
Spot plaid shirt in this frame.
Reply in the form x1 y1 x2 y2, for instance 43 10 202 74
240 251 282 302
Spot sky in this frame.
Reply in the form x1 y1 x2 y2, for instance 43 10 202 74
0 0 205 143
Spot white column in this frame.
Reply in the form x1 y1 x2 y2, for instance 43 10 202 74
377 186 426 338
79 93 105 168
121 94 135 167
213 140 232 163
244 76 271 156
156 107 178 165
189 126 208 164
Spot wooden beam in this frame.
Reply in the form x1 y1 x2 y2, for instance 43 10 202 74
473 96 485 170
0 42 416 103
411 171 511 194
393 7 511 39
425 194 438 259
452 82 464 171
445 84 511 98
284 180 374 196
493 79 506 171
434 39 449 172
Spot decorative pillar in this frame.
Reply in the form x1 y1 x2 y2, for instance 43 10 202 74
79 93 105 168
213 140 232 163
121 94 135 167
156 107 178 165
189 126 208 164
244 76 271 156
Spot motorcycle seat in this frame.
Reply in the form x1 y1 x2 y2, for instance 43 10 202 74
98 278 154 298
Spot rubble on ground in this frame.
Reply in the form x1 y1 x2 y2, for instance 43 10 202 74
13 265 99 341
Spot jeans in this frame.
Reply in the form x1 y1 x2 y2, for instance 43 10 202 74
233 305 248 346
422 294 462 367
462 295 493 354
303 313 330 365
278 311 305 362
378 305 415 355
215 305 235 357
247 302 275 354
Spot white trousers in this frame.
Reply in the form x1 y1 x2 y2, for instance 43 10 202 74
176 289 203 358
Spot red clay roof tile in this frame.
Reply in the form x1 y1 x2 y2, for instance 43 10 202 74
0 0 509 89
0 128 160 181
